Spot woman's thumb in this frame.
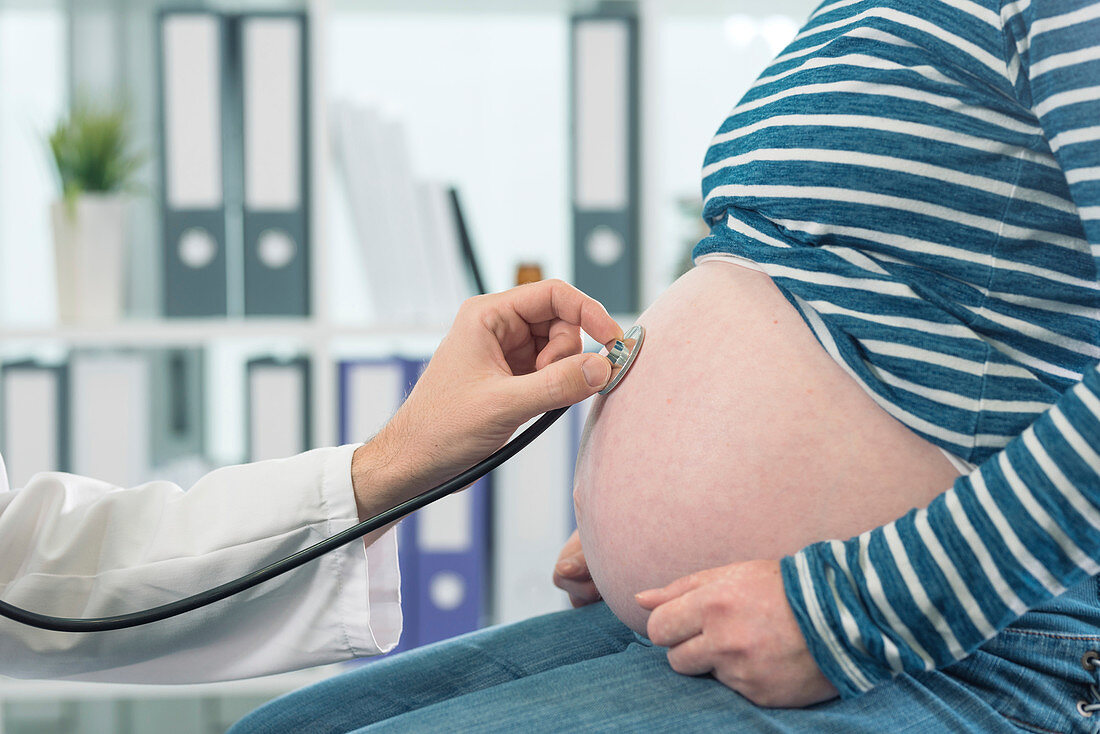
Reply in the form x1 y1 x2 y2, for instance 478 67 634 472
510 353 611 415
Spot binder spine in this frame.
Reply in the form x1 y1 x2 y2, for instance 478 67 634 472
240 13 311 317
158 11 230 318
570 4 641 314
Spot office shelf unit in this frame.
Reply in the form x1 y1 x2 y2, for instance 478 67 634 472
0 1 816 732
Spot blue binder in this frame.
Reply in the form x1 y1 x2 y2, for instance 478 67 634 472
338 357 491 653
338 357 416 654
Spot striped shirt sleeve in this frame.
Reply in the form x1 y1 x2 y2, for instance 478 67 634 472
780 0 1100 698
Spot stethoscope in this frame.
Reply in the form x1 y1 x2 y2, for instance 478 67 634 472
0 325 645 633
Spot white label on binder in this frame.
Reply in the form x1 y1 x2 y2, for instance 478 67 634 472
163 15 223 209
3 371 59 488
418 491 473 552
72 355 150 488
429 571 466 610
257 229 297 269
346 364 404 441
575 20 629 211
179 227 218 268
243 18 301 211
249 365 305 461
586 226 625 266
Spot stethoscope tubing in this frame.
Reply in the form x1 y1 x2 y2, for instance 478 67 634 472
0 407 568 633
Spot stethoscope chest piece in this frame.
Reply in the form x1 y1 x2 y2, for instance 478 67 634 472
600 324 645 395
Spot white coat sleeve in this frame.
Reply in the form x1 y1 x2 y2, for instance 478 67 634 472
0 445 402 683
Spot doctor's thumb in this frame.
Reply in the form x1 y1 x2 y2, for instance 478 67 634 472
511 353 610 416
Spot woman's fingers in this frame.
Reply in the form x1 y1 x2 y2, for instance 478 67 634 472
553 532 600 606
554 563 598 607
646 592 705 648
552 569 601 608
666 634 714 677
635 568 713 610
569 584 602 608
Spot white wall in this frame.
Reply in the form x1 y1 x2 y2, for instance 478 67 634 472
325 12 570 312
642 9 803 303
0 8 66 327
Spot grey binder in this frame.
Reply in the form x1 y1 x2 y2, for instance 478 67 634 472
150 349 206 468
570 3 641 314
158 11 230 317
239 13 311 316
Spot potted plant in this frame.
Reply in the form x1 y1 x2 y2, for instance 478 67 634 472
48 100 144 325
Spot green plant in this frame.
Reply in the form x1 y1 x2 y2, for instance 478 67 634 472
48 99 144 210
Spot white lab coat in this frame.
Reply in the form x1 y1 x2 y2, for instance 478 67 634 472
0 445 401 683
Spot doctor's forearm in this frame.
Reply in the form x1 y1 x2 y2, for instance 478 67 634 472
351 419 424 547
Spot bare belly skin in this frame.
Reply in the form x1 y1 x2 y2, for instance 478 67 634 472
572 260 960 633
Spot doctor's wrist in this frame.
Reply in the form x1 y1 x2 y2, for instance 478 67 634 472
350 416 430 524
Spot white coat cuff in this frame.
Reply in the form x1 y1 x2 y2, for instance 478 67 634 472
322 444 402 658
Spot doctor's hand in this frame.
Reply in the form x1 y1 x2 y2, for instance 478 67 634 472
636 559 838 709
553 529 601 607
352 280 622 515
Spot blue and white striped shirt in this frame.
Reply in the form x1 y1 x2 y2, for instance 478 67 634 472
691 0 1100 696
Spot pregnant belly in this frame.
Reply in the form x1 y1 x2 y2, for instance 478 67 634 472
573 260 961 634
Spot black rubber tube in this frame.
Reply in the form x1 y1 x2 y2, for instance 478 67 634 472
0 407 568 632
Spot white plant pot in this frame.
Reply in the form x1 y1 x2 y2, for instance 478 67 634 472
51 194 129 325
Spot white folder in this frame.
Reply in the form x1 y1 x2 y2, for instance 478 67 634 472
70 352 151 488
339 359 406 444
420 181 472 320
373 117 439 324
332 102 414 323
163 14 223 211
242 17 302 215
1 364 66 489
492 410 574 625
247 358 309 462
574 20 630 212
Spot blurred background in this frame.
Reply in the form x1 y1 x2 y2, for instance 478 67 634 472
0 0 815 731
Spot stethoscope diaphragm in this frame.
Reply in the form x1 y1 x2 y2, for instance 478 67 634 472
600 324 645 396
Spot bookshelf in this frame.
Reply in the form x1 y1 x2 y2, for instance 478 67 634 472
0 0 816 731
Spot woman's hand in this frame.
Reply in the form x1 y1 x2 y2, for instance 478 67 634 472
553 529 601 607
636 559 838 708
353 280 622 513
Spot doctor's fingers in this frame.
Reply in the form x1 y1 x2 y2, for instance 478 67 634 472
535 322 584 370
474 280 621 349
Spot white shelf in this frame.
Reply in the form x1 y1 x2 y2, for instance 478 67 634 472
0 320 448 347
0 663 345 702
0 314 638 349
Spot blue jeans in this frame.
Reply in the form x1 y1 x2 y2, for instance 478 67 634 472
231 576 1100 733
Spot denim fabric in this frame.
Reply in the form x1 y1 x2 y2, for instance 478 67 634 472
230 582 1100 733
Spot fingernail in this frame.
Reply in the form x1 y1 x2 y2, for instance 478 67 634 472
583 357 609 388
556 557 580 575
